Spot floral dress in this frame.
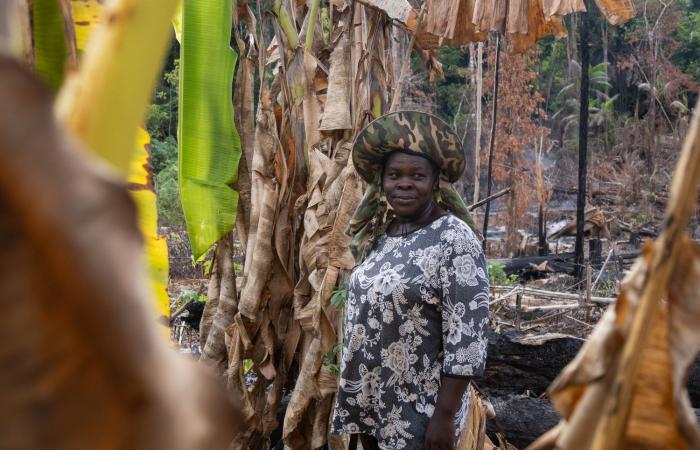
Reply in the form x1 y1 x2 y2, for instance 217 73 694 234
331 214 490 449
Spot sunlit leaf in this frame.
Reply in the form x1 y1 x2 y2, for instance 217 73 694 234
128 129 171 325
56 0 180 173
178 0 241 260
70 0 101 54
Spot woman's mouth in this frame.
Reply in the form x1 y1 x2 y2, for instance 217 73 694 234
392 196 415 205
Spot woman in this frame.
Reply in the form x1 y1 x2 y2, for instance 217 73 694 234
331 111 490 450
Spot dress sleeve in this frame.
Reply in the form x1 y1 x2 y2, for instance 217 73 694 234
439 222 490 377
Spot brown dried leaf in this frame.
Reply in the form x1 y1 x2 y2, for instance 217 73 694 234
238 106 281 320
200 234 238 373
424 0 485 46
319 31 352 131
508 0 567 54
592 0 635 25
355 0 413 22
542 0 586 17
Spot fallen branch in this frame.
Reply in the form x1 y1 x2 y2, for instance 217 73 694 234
469 187 511 211
491 285 615 305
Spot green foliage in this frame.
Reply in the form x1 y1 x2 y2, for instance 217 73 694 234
147 58 180 140
156 162 186 228
178 289 207 305
434 47 470 123
324 282 347 376
593 278 618 297
151 135 185 228
331 283 348 307
537 36 568 114
33 0 68 90
553 62 616 149
488 262 518 286
323 342 341 376
674 7 700 81
151 135 178 174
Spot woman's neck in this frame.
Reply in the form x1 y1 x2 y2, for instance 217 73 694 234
387 202 445 237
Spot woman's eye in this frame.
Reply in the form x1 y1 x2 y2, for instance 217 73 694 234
413 174 425 180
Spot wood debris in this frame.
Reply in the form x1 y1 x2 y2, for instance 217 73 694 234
548 207 610 240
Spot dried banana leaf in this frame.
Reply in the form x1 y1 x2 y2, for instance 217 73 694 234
200 234 238 372
424 0 485 46
592 0 635 25
237 106 281 320
542 0 586 17
356 0 414 23
472 0 508 33
320 31 352 131
508 0 566 54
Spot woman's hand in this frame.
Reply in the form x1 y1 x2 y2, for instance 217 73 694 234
425 375 471 450
424 408 456 450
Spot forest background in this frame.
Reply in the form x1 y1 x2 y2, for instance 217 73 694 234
153 0 700 268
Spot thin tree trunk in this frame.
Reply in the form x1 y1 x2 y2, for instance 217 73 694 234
473 41 483 205
575 3 590 280
482 34 500 247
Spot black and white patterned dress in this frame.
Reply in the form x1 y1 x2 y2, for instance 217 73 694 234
331 214 490 449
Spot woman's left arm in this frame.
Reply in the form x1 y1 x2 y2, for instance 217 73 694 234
425 227 490 450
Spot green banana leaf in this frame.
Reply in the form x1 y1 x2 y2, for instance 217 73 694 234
178 0 241 260
34 0 67 89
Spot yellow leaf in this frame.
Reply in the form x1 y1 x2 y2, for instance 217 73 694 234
64 0 172 327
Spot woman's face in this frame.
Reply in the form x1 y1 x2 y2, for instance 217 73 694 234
382 152 438 220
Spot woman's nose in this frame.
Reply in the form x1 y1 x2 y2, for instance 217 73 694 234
396 178 413 189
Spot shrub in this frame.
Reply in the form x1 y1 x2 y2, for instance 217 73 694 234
488 262 519 286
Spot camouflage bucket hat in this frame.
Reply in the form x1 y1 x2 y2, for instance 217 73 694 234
352 110 466 183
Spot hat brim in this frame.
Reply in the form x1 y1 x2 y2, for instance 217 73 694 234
352 110 466 183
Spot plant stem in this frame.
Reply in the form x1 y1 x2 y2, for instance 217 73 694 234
274 0 298 49
305 0 321 51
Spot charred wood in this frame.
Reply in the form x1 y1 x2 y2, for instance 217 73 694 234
484 395 700 449
491 251 640 276
481 331 700 408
